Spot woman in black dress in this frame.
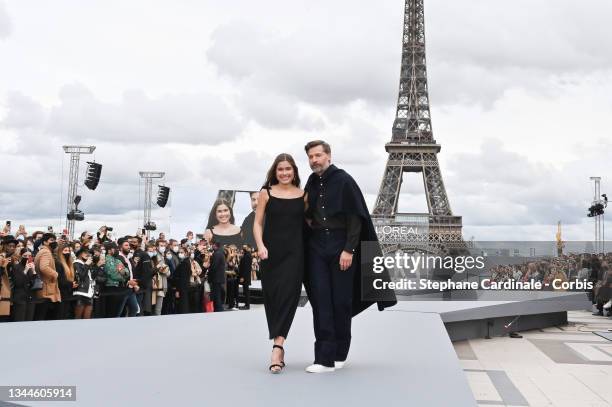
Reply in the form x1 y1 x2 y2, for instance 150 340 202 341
253 153 307 373
204 200 243 310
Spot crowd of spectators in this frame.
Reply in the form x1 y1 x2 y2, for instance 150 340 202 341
0 224 259 323
488 252 612 318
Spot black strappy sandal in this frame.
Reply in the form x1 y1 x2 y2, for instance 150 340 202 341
269 344 285 373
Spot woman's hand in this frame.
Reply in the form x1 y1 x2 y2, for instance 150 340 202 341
258 246 268 260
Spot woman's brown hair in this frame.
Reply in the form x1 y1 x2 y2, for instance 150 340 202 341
206 199 236 230
263 153 300 189
55 241 75 282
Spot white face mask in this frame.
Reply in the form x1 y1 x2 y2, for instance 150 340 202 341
171 246 179 253
190 253 195 260
165 253 172 260
159 246 166 253
178 254 186 260
147 251 157 258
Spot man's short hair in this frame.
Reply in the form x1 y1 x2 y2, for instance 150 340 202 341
117 237 129 246
41 233 55 243
103 241 118 252
304 140 331 154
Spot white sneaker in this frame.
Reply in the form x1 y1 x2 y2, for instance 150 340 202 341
334 361 346 369
305 364 335 373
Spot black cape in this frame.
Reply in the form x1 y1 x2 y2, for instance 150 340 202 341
304 164 397 317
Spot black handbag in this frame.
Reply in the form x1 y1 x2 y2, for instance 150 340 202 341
30 274 43 291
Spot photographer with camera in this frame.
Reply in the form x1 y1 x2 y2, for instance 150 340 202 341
97 226 112 244
8 246 38 322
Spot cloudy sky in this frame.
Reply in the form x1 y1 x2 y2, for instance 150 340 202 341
1 0 611 242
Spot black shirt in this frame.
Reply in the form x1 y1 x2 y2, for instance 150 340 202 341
310 166 361 253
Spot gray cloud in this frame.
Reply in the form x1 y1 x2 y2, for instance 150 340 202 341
1 84 245 149
206 0 612 116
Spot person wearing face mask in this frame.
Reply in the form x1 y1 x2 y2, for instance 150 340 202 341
149 242 170 316
1 236 19 321
130 236 154 316
173 247 191 314
26 238 35 253
115 237 140 318
7 247 37 322
31 231 44 257
54 241 78 319
33 233 62 320
162 239 180 315
73 247 95 319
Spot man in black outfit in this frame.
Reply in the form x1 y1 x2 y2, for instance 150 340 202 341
129 236 153 316
208 242 226 312
303 140 396 373
240 191 259 249
238 246 252 310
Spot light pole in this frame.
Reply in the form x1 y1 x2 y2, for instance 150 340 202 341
62 145 95 239
588 177 606 253
139 171 165 240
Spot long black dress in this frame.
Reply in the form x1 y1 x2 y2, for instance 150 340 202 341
260 187 305 339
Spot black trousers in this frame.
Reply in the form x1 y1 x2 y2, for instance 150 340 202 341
188 286 202 313
104 286 127 317
211 282 225 312
11 302 35 322
308 230 356 367
33 299 61 321
226 277 238 308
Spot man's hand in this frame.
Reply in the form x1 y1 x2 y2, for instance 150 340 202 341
339 251 353 271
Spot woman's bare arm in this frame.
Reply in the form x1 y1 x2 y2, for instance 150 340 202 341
253 189 269 257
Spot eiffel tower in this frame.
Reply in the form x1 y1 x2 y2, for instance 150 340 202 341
372 0 463 256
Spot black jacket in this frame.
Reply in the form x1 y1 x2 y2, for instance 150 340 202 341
8 261 36 304
240 211 257 249
132 250 154 289
174 258 191 293
73 261 93 297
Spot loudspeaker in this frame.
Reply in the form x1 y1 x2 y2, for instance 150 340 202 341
85 162 103 190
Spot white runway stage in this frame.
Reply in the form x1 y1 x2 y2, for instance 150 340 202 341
0 306 477 407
